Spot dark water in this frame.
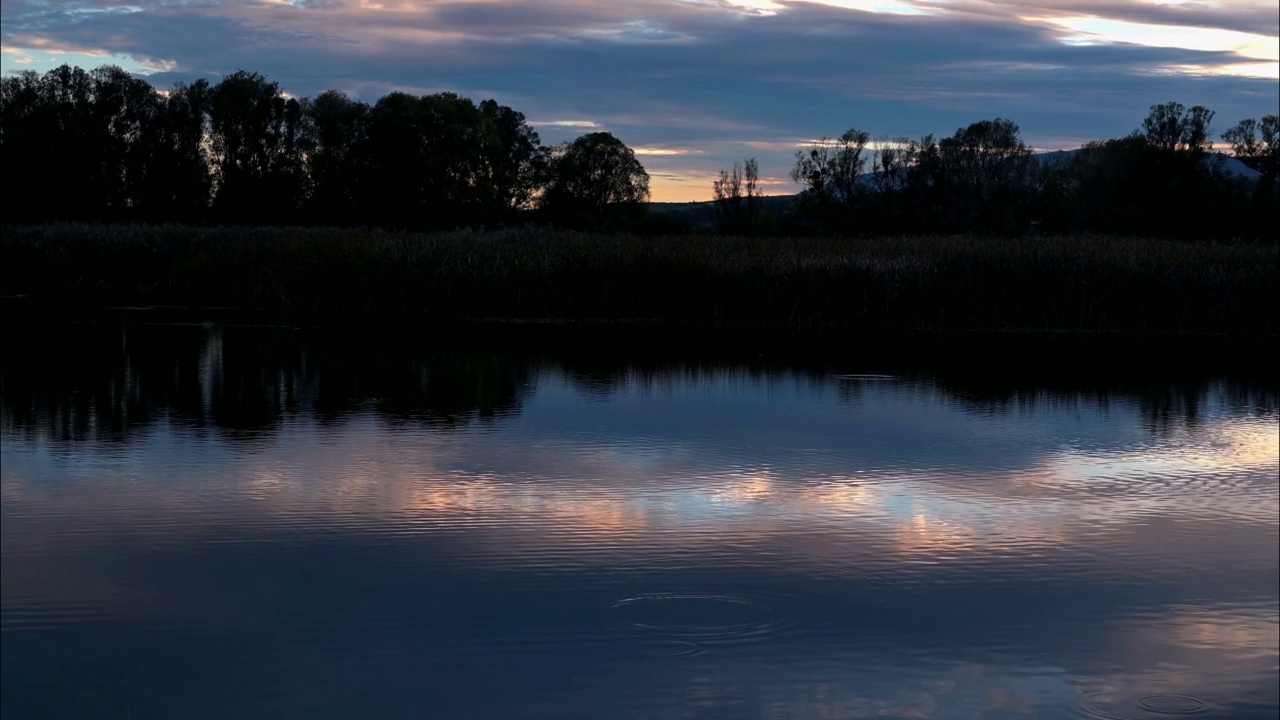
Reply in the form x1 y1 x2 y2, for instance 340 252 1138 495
2 325 1277 720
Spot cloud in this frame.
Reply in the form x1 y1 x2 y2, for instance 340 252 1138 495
631 146 701 156
1 0 1276 199
529 120 604 128
1039 15 1280 61
0 46 37 64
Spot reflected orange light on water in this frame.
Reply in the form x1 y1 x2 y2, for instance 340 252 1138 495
709 474 775 504
1166 608 1280 660
1042 417 1279 525
2 405 1275 575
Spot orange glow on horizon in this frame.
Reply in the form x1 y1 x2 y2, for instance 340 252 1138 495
648 175 718 203
649 174 799 203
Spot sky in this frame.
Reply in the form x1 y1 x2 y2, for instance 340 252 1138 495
2 0 1278 201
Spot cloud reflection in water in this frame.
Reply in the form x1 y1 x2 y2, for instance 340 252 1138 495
1 332 1276 719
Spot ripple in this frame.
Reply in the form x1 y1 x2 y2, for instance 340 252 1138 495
1080 692 1210 719
636 639 706 657
1138 695 1207 715
611 592 782 642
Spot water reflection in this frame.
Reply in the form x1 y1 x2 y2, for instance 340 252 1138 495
3 325 1275 447
1 325 536 444
2 325 1277 719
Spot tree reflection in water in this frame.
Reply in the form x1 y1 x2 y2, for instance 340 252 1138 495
2 323 1274 445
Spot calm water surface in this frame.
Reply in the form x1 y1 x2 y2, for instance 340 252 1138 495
2 326 1277 719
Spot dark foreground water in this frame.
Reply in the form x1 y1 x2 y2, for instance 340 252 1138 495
2 325 1277 720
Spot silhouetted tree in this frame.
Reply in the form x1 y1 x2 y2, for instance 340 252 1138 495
479 99 548 220
713 158 761 234
869 137 913 195
790 128 870 232
362 91 428 227
2 64 1270 238
937 118 1034 232
150 79 214 222
540 132 650 229
361 91 506 228
1026 149 1079 234
304 90 370 225
1222 115 1279 176
1064 134 1159 234
419 92 504 224
208 70 308 224
1222 114 1280 232
0 66 97 221
896 134 945 232
863 136 918 233
1145 102 1236 237
0 64 183 222
1055 103 1245 238
1143 101 1215 155
2 70 58 221
77 66 164 219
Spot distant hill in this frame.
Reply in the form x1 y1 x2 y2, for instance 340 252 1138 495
649 151 1262 229
1033 148 1261 179
646 193 795 230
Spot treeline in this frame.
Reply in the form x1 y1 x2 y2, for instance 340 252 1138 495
0 65 650 229
714 105 1278 239
1 65 1276 238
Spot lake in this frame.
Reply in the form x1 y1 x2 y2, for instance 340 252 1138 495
2 324 1277 719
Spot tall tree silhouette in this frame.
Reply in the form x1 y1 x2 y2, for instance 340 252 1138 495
362 91 506 228
713 158 761 234
2 70 61 221
1222 114 1280 231
208 70 307 224
85 66 166 220
1222 115 1279 177
1 65 177 221
304 90 370 226
1143 102 1215 155
152 79 214 222
937 118 1034 232
479 99 548 221
863 137 917 234
0 66 96 221
1058 103 1232 238
790 128 870 232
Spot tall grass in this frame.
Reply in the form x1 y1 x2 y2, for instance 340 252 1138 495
3 224 1276 335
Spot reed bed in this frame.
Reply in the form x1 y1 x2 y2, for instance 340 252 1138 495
3 224 1276 336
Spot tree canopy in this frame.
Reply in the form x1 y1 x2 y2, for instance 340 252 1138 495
539 132 650 229
1 65 1274 239
0 64 648 230
756 105 1273 238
